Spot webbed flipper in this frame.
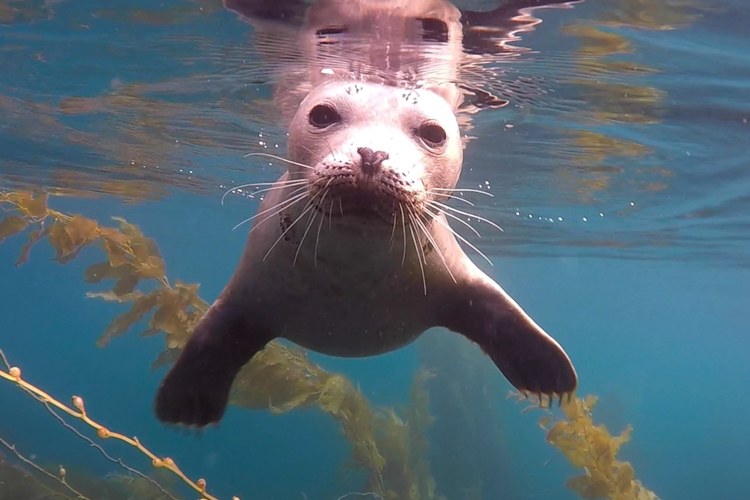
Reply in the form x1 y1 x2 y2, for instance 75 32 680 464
155 298 272 427
437 277 577 401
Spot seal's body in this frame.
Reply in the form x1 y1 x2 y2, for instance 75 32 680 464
155 0 577 426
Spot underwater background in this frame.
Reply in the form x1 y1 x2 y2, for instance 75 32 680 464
1 0 749 499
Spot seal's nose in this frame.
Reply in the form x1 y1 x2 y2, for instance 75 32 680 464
357 147 389 175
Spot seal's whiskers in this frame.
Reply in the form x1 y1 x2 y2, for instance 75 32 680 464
427 192 478 208
389 208 399 250
428 205 481 237
399 204 408 266
295 179 333 267
221 178 308 206
406 215 428 295
313 197 329 268
428 187 494 197
243 152 315 170
233 186 309 231
263 198 317 262
427 200 504 232
412 209 457 285
264 187 330 262
440 194 475 207
429 210 494 267
294 204 320 266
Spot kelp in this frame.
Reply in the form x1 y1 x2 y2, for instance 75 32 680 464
539 395 659 500
0 349 223 500
0 438 87 500
0 189 435 499
375 369 437 500
233 348 438 499
0 442 187 500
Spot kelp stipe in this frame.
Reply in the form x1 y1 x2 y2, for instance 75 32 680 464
0 349 229 500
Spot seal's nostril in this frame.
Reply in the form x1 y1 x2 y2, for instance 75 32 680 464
357 147 389 175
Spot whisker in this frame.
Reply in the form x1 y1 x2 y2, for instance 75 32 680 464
432 214 494 267
408 153 428 171
244 152 314 170
323 139 337 161
428 200 504 232
244 210 282 238
293 202 320 266
314 194 329 268
232 187 309 231
222 179 309 206
300 142 327 163
407 214 428 295
399 204 408 266
426 192 475 207
429 187 494 197
389 206 399 250
240 191 310 236
263 198 318 262
425 205 481 238
247 182 308 198
413 210 456 284
311 179 334 267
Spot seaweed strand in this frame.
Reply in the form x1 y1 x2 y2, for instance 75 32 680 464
0 436 88 499
0 349 228 500
515 392 659 500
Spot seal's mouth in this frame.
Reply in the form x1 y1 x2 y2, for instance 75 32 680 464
308 160 425 225
315 192 400 224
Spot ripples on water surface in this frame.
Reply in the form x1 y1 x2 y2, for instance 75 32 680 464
1 1 748 499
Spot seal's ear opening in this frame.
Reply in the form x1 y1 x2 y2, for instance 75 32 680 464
155 299 273 427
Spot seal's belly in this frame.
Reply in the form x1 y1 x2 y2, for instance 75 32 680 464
279 291 426 357
244 246 432 357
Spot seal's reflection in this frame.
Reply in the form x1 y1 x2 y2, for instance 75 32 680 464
225 0 568 122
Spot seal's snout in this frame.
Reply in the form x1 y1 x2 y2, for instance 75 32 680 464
357 147 389 175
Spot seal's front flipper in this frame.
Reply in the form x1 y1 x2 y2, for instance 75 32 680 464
155 299 271 427
437 277 577 401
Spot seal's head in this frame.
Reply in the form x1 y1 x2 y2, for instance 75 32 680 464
286 80 462 225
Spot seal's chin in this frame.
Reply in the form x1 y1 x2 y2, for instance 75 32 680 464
317 192 399 224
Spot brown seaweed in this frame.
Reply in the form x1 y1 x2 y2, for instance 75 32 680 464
539 395 659 500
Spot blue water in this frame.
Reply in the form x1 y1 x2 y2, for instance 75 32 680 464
1 0 749 499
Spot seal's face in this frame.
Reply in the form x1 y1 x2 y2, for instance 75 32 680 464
286 81 463 226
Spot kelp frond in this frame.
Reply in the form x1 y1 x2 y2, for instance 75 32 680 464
535 394 659 500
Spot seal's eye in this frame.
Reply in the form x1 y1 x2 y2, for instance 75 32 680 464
309 104 341 128
418 123 447 148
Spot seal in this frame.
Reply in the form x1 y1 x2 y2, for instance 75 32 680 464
155 0 577 426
